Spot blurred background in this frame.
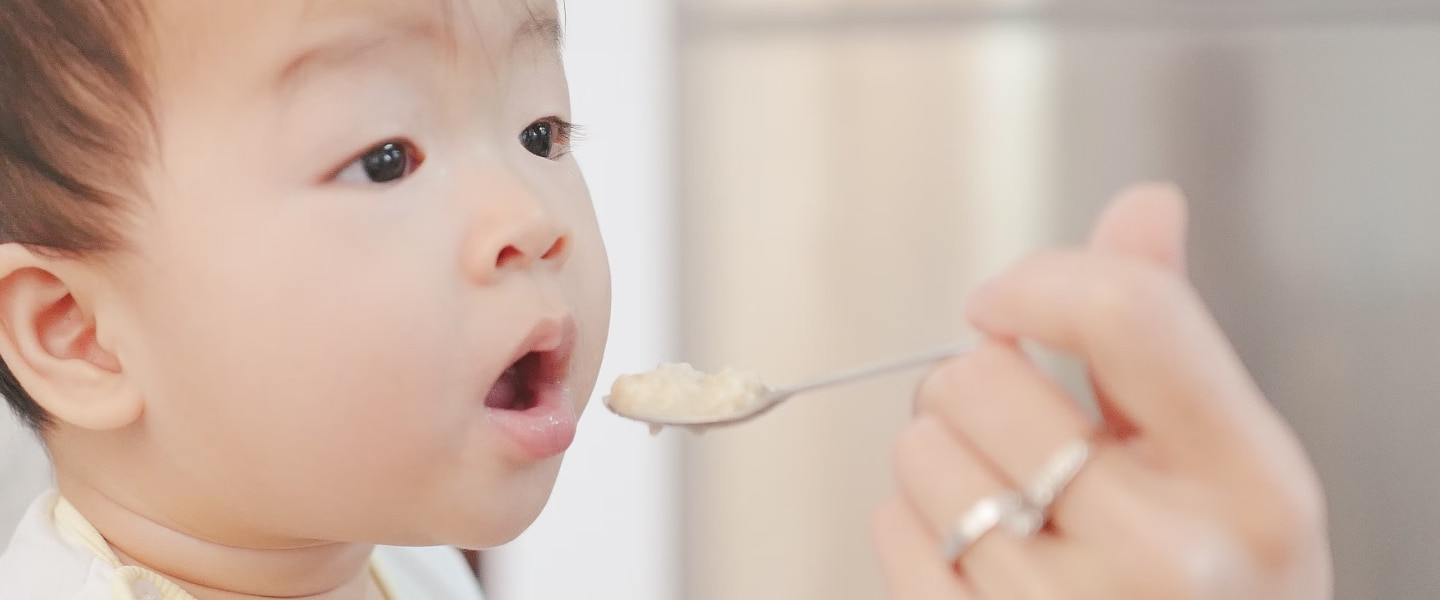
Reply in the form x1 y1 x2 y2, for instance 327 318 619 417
4 1 1439 599
677 4 1440 600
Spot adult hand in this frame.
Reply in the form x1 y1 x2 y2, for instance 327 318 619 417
872 183 1333 599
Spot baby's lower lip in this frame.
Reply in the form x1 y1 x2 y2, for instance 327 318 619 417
484 382 577 460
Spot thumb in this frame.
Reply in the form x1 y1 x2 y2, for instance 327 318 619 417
1080 182 1190 440
1087 181 1189 275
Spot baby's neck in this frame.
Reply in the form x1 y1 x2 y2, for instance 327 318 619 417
58 477 381 600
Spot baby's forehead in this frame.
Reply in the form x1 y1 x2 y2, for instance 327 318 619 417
273 0 559 32
144 0 561 97
146 0 558 62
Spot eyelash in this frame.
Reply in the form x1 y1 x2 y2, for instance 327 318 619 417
330 139 425 186
522 116 581 160
327 117 582 185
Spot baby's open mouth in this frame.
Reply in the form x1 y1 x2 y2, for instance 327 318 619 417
485 351 549 411
483 317 576 413
482 315 580 460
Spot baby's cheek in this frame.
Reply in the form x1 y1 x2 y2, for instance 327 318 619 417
152 287 450 485
565 229 613 401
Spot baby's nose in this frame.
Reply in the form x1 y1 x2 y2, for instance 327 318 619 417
494 219 570 272
460 182 572 284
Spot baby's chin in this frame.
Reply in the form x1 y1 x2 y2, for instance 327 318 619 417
402 460 565 550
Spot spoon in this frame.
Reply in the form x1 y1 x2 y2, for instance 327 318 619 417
604 341 973 431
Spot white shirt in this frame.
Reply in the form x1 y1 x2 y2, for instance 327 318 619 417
0 492 485 600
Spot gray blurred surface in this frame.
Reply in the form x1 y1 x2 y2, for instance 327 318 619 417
1050 24 1440 600
680 2 1440 599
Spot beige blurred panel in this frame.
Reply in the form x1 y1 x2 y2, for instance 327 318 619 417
680 31 1055 600
688 0 1041 18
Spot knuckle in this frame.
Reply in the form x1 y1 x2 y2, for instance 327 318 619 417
914 359 961 416
1118 538 1196 599
1085 489 1324 600
1244 486 1330 573
869 496 907 549
914 346 1008 418
961 343 1020 383
890 421 927 486
1095 510 1211 599
890 417 948 492
1082 258 1182 333
892 415 934 457
1125 514 1307 600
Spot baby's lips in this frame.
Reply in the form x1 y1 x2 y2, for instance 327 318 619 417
485 381 577 461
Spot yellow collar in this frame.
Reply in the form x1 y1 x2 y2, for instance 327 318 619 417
52 497 393 600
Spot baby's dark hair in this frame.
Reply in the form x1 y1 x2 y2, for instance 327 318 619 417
0 0 154 432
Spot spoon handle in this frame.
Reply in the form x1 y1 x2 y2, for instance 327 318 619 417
768 341 973 401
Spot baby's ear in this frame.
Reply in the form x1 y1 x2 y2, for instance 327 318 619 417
0 244 141 431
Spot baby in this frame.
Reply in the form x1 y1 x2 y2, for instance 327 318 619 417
0 0 611 598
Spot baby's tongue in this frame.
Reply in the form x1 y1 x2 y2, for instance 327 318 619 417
485 366 522 409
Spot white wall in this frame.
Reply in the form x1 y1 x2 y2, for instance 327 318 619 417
0 408 51 543
481 1 681 599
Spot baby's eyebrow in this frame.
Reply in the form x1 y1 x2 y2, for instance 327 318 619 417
274 19 439 93
274 16 564 92
519 16 564 55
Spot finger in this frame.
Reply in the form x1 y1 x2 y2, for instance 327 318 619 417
872 496 979 600
916 340 1094 489
965 250 1307 477
1086 182 1189 275
915 340 1138 540
892 416 1044 599
1082 183 1191 440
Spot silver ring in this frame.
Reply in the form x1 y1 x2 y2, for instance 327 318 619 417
1024 440 1093 516
940 491 1040 566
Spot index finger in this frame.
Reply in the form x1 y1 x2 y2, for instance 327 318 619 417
963 250 1309 480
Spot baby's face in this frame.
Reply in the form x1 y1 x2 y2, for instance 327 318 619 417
94 0 609 548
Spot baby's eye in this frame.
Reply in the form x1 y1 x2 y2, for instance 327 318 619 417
519 118 575 160
334 139 424 185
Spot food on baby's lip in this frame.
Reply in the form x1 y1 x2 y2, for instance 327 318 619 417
604 363 769 432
